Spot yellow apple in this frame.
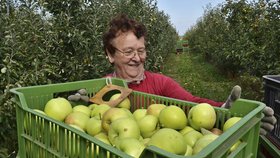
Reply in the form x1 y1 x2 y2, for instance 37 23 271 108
188 103 216 131
180 126 195 135
88 103 98 110
137 114 159 138
65 111 90 131
147 128 187 155
184 144 193 156
85 117 102 136
44 97 72 121
192 133 219 155
146 104 166 117
109 93 131 109
73 105 91 117
115 138 145 158
94 132 111 145
228 140 242 154
101 107 131 132
183 130 203 147
223 117 242 132
108 117 140 145
133 109 147 121
159 105 187 130
90 103 111 120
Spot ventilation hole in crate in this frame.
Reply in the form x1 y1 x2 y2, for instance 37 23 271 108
102 89 121 101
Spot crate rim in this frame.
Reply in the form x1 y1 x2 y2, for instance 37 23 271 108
263 75 280 83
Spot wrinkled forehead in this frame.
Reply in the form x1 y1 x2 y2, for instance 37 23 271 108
112 31 145 47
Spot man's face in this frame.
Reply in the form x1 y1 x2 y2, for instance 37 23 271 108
108 31 146 79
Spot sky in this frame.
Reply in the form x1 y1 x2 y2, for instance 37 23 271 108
157 0 225 36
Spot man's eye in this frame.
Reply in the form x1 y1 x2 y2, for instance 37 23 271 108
138 49 146 54
124 50 134 55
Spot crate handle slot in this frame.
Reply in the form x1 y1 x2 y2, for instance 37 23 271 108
89 78 133 107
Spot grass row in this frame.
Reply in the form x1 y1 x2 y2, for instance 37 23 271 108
161 52 239 102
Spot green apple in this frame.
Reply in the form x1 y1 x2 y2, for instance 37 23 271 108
110 93 131 109
94 132 111 145
69 124 85 132
201 127 214 135
146 104 166 117
183 130 203 147
44 97 73 121
133 109 147 121
73 105 91 117
184 144 193 156
108 117 140 145
121 107 134 118
228 140 242 154
101 107 131 132
85 117 102 136
188 103 216 131
90 103 111 120
137 114 159 138
147 128 187 155
34 109 46 115
192 133 219 155
159 105 187 130
65 111 90 131
115 138 145 158
180 126 195 135
223 117 242 132
88 103 98 110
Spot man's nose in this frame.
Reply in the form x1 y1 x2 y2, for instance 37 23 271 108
131 52 141 61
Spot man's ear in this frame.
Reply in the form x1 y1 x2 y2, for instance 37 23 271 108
106 49 114 63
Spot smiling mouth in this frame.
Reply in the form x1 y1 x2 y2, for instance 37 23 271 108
128 63 141 67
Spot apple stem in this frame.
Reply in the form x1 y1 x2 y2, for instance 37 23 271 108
99 113 102 120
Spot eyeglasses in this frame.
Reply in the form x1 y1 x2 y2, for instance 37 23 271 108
113 46 147 58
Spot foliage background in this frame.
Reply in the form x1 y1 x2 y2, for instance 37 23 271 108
185 0 279 103
0 0 177 156
186 0 280 77
1 0 279 157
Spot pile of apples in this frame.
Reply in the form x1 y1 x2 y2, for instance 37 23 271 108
31 93 242 157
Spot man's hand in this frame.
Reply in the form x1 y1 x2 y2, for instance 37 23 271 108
221 85 242 109
221 85 277 136
260 106 277 135
68 89 89 103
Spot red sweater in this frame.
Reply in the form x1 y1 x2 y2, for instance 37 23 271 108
107 71 223 107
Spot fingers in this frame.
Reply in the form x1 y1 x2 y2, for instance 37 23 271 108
263 106 274 116
261 122 275 132
68 94 81 101
78 89 87 95
68 89 89 103
259 128 267 136
80 95 89 102
262 116 277 125
230 85 241 101
221 85 242 109
259 106 276 136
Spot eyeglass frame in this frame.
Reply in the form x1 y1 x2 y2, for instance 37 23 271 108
112 46 147 58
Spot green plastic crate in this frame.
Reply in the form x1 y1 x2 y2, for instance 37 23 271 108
258 135 280 158
10 78 265 158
